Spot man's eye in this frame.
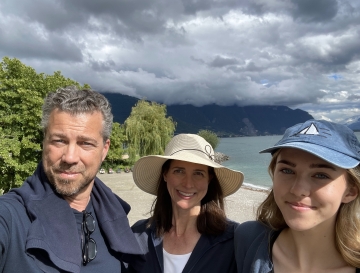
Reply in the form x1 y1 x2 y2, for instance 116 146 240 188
79 140 96 147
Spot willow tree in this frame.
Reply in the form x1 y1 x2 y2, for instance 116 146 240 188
125 100 176 162
106 122 127 164
198 129 219 150
0 57 83 193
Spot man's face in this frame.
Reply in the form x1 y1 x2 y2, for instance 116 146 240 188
42 109 110 196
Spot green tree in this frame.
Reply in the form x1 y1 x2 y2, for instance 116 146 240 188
125 100 176 162
198 130 219 150
0 57 82 193
106 122 127 164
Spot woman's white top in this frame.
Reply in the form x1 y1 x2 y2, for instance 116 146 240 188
163 248 192 273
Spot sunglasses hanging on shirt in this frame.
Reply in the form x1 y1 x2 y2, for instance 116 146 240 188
82 211 97 265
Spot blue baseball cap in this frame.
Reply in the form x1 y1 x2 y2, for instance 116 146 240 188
260 119 360 169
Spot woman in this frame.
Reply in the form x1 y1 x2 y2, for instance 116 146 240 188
130 134 244 273
235 119 360 272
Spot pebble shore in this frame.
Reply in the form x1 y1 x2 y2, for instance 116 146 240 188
100 172 269 225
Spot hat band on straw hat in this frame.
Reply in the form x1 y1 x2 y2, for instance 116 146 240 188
169 146 215 161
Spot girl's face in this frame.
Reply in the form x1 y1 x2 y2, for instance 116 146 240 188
163 160 210 213
273 148 358 232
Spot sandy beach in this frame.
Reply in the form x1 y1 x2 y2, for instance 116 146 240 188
101 172 269 226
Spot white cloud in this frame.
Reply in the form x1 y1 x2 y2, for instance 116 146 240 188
1 0 360 122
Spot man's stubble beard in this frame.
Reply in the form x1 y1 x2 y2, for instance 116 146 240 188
43 161 100 197
51 176 93 197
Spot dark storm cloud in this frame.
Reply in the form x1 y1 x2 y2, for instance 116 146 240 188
348 94 360 101
181 0 213 15
1 0 359 122
209 55 239 67
1 0 169 40
191 56 206 65
288 31 360 70
239 0 339 23
180 0 248 15
290 0 338 23
0 18 82 61
90 59 116 72
245 62 263 72
69 1 167 36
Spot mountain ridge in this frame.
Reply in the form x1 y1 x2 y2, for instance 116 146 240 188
340 115 360 131
101 92 314 136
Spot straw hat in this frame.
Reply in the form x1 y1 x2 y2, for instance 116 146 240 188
132 134 244 197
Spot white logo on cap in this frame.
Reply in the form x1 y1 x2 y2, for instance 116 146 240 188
298 123 319 135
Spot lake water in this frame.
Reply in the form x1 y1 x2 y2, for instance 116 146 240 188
217 132 360 190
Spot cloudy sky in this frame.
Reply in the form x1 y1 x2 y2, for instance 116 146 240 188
1 0 360 122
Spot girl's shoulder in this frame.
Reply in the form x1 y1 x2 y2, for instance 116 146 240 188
235 221 271 237
234 221 274 251
234 221 275 272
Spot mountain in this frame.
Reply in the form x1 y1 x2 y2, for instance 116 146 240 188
101 92 139 123
101 92 314 136
341 115 360 131
166 104 313 136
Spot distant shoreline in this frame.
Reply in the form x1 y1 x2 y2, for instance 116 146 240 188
219 129 359 138
219 134 282 138
242 183 270 193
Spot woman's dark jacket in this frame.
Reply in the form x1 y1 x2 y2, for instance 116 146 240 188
128 218 238 273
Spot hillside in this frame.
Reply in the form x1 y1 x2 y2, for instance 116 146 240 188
102 92 314 136
341 115 360 131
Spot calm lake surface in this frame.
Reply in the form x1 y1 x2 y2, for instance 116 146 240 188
217 132 360 189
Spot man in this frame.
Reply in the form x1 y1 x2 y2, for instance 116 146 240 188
0 86 144 272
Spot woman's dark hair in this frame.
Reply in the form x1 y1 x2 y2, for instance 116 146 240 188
149 159 227 237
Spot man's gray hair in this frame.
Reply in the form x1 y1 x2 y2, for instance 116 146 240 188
41 86 113 141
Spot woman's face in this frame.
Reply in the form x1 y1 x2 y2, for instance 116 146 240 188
163 160 210 213
273 148 357 232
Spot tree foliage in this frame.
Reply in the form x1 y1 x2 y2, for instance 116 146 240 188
0 57 81 193
198 129 219 150
125 100 176 161
106 122 127 164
